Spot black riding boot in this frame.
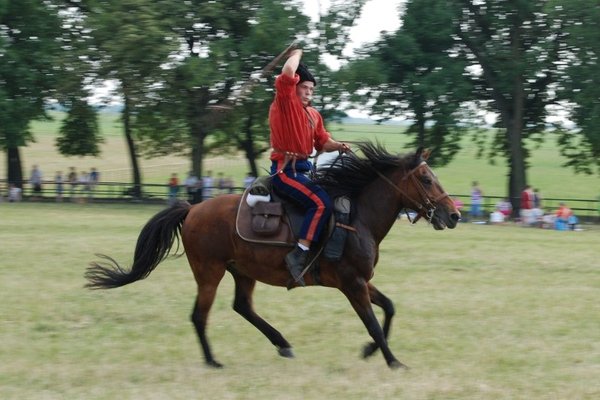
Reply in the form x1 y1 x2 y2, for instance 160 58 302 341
285 246 308 287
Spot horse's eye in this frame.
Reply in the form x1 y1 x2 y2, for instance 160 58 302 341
421 176 433 185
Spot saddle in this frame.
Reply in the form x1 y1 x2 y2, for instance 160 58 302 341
235 178 353 261
236 188 323 246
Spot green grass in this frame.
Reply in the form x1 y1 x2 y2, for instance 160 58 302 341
1 202 599 399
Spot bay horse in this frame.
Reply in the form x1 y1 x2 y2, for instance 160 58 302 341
85 142 460 369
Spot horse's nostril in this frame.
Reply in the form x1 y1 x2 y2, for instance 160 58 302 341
450 213 460 222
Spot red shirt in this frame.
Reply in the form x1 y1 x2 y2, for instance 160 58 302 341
555 205 572 219
520 189 534 210
269 73 331 161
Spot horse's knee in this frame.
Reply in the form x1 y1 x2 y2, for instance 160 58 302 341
383 299 395 317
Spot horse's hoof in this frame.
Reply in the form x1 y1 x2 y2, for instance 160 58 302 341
388 359 409 370
206 360 224 369
362 342 378 358
278 347 295 358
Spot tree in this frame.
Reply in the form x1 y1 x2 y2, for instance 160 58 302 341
53 3 103 159
56 98 103 156
449 0 597 212
132 0 311 179
554 0 600 174
85 0 174 197
338 0 471 166
0 0 64 186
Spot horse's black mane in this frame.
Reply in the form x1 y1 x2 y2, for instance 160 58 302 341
314 141 421 198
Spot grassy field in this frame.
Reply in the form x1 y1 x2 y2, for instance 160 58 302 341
1 202 599 399
2 112 598 206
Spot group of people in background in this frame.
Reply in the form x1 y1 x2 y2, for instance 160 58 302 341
2 163 589 231
167 170 256 205
3 165 99 203
470 182 580 230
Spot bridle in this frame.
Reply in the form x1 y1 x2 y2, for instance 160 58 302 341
320 149 450 224
355 154 450 224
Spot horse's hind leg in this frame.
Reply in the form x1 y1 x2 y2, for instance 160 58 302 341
231 271 294 358
190 268 226 368
363 282 396 359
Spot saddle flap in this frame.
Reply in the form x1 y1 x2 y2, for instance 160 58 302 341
236 190 295 246
251 201 283 216
251 201 284 235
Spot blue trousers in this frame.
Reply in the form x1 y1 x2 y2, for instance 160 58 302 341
271 161 331 242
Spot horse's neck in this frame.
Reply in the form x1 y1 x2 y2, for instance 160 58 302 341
355 178 404 243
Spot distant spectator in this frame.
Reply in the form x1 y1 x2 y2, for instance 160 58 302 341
8 183 22 202
243 172 256 189
453 197 464 212
89 167 100 198
184 171 199 202
217 172 226 194
520 185 535 226
202 170 214 200
568 215 579 231
224 176 234 194
489 208 505 224
531 188 544 226
67 167 78 201
55 171 64 202
541 212 556 229
469 181 484 220
168 173 180 205
30 165 43 200
554 202 574 231
496 198 512 219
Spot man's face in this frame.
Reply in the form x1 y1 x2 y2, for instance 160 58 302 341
296 81 315 106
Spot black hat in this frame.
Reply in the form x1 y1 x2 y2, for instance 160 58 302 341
296 62 317 86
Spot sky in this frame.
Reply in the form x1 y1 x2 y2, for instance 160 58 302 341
303 0 405 57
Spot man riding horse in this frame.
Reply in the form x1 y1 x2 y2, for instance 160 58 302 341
269 47 350 286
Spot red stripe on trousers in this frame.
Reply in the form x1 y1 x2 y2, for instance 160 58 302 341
277 170 326 242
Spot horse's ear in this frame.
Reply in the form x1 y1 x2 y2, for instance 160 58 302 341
415 147 431 161
421 148 431 161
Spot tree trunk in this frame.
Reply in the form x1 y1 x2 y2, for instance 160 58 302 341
242 115 259 177
192 131 203 179
7 146 23 188
122 94 142 198
507 125 527 216
506 52 527 217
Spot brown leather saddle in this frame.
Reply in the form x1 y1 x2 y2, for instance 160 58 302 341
235 188 335 247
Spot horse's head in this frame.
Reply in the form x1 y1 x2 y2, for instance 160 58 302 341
395 148 460 230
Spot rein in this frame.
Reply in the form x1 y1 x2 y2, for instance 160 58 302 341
347 151 449 224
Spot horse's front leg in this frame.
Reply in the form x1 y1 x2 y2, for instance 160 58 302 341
342 279 407 369
363 282 395 359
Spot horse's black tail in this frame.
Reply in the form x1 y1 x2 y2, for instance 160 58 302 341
85 201 192 289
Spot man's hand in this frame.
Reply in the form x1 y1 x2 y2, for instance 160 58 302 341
338 142 351 153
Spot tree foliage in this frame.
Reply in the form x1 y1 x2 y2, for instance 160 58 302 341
56 98 103 156
339 0 470 166
554 0 600 174
344 0 598 209
0 0 64 184
131 0 312 178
